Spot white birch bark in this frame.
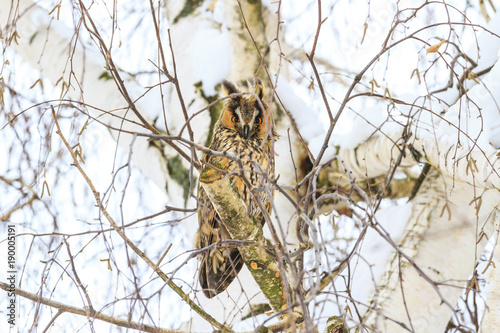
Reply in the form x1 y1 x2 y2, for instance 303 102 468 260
163 0 228 141
323 109 500 330
334 130 500 190
413 137 500 190
480 211 500 332
224 0 266 80
362 170 499 332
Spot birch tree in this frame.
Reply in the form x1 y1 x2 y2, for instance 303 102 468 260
1 0 500 332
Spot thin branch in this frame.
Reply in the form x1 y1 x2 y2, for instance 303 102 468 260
51 107 229 331
41 309 65 333
76 0 197 169
0 281 179 333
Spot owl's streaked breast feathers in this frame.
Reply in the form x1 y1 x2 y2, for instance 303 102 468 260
196 78 277 298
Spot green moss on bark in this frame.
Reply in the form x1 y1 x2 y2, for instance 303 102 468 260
166 155 192 205
174 0 204 23
148 136 193 205
325 316 347 333
194 81 223 147
200 176 286 312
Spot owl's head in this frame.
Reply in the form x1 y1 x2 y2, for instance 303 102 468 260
219 78 271 140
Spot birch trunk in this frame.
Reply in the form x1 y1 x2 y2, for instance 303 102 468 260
330 130 500 190
480 212 500 332
164 1 307 329
225 0 267 80
361 169 499 332
318 128 500 330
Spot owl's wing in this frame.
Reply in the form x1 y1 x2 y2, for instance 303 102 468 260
196 184 244 298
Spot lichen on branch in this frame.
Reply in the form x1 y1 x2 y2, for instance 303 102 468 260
199 169 287 313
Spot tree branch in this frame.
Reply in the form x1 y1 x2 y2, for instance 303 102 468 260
0 281 179 333
199 170 288 314
51 108 229 331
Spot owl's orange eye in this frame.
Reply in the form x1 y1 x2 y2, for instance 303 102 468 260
231 116 239 123
255 117 262 124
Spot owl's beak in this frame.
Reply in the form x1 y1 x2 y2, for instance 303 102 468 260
242 123 250 139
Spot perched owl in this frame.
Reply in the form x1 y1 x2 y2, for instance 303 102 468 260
196 78 278 298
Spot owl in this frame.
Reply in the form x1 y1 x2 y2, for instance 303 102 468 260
196 78 278 298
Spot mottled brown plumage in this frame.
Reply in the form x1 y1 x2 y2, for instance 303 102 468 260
196 78 278 298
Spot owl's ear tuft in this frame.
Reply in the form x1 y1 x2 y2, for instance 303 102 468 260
253 78 265 100
222 80 239 96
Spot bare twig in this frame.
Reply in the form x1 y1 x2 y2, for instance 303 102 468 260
0 281 180 333
51 107 229 331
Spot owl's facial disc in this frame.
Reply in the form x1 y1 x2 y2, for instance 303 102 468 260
233 107 257 140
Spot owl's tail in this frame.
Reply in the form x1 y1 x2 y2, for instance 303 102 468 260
199 248 244 298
